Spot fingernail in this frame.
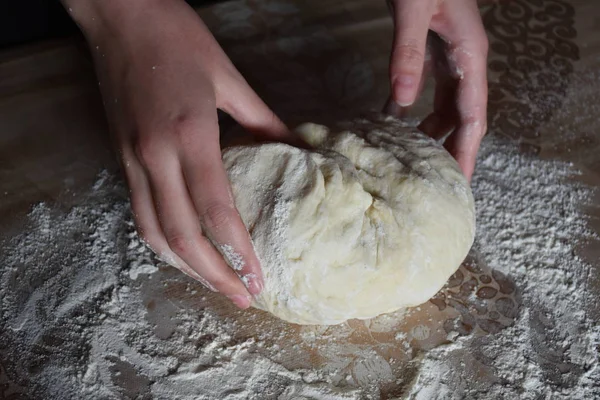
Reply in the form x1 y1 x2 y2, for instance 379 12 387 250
228 294 251 309
394 76 416 107
239 272 263 296
249 277 264 296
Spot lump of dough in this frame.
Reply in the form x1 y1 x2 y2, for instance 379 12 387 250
223 116 475 325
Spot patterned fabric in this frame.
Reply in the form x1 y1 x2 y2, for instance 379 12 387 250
485 0 579 153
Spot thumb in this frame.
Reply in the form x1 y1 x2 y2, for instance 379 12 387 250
215 68 302 146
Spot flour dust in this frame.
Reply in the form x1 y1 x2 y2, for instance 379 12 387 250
0 135 598 399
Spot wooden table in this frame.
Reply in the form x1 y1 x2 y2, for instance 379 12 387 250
1 0 599 397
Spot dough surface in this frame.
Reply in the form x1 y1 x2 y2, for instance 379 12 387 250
223 116 475 325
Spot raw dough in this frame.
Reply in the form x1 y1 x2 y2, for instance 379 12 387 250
223 116 475 325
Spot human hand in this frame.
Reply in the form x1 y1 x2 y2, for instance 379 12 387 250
385 0 489 181
64 0 295 308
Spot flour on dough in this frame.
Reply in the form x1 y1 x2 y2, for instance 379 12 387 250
223 116 475 325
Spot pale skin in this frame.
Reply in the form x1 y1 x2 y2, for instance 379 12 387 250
61 0 488 308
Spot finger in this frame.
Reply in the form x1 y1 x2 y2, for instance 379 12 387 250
419 31 456 140
419 33 458 139
389 0 435 107
179 128 264 296
214 68 303 146
384 41 433 117
444 121 484 182
135 137 253 308
419 49 458 139
432 0 489 181
444 49 487 181
120 146 216 289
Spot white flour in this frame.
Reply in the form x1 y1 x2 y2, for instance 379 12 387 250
0 134 598 399
219 244 245 272
407 138 600 399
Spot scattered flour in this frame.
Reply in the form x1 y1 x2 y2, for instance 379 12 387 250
0 134 598 399
128 263 159 281
407 138 600 399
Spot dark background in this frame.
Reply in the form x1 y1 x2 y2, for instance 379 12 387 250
0 1 222 48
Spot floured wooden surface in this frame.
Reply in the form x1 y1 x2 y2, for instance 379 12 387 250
0 0 599 398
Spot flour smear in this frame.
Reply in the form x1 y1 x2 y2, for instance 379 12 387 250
0 134 598 399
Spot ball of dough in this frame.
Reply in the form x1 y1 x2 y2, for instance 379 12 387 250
223 116 475 325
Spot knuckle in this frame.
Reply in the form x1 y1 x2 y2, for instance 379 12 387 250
169 114 201 144
393 43 425 67
201 202 235 230
133 136 162 170
168 113 218 146
460 114 486 136
166 234 194 255
460 113 478 126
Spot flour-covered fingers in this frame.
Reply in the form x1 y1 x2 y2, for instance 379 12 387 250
134 133 252 308
180 135 264 296
431 0 489 180
443 45 487 180
119 146 215 288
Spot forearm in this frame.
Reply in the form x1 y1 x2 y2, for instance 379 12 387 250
58 0 166 42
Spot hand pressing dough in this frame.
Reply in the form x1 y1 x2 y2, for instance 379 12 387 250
223 116 475 325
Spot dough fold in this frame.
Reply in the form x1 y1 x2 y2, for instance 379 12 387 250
223 116 475 325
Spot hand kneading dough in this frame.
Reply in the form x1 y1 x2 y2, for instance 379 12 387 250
223 116 475 325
